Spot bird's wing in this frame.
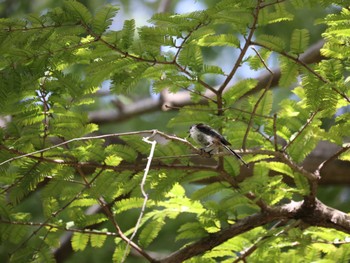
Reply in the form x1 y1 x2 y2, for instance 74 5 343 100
196 124 231 145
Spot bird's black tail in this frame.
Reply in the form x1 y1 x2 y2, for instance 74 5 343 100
222 144 249 168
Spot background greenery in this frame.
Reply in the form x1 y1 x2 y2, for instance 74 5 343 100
0 0 349 262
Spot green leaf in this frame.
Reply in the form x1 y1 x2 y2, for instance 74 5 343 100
92 5 119 35
139 218 165 247
150 11 207 32
34 249 56 263
168 105 215 128
63 0 92 24
318 59 344 82
197 34 240 47
70 198 97 208
105 154 122 166
223 78 258 103
176 222 207 241
256 90 273 117
191 182 228 200
90 232 107 248
114 198 145 213
182 171 218 183
210 1 253 29
105 144 137 163
287 124 323 163
302 72 338 112
224 155 240 176
290 29 310 54
256 34 285 51
279 57 299 87
258 2 294 25
120 19 135 50
201 65 225 76
247 49 272 70
112 240 127 262
9 247 37 263
111 62 149 94
293 172 310 195
264 161 294 177
71 232 89 251
178 44 203 72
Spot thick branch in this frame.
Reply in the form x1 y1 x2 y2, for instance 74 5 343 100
159 212 275 263
159 198 350 262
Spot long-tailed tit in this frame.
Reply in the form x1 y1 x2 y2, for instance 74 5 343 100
189 123 248 167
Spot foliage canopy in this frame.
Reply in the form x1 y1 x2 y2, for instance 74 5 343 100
0 0 350 262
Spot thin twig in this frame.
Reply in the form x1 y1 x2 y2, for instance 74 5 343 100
0 144 219 175
282 111 318 151
273 113 279 151
0 219 119 236
242 47 274 150
180 85 217 103
217 0 262 94
122 132 157 262
0 130 194 167
317 144 350 173
233 219 300 262
260 0 287 8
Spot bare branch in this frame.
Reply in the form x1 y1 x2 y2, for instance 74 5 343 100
123 132 157 262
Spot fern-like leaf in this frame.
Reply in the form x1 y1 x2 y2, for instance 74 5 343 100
223 78 258 103
256 34 285 51
279 56 299 87
90 233 107 248
191 182 229 200
63 0 92 25
197 34 240 47
176 222 207 241
264 161 294 178
177 44 203 73
105 144 137 163
139 217 165 247
259 2 294 25
293 172 310 195
92 5 119 35
71 232 89 251
120 19 135 51
247 49 272 70
255 90 273 117
290 29 310 54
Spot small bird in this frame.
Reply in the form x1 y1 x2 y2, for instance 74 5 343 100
189 123 248 167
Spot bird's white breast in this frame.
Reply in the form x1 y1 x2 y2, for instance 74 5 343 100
190 126 212 146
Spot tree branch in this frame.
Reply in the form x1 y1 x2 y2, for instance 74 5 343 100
159 198 350 262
